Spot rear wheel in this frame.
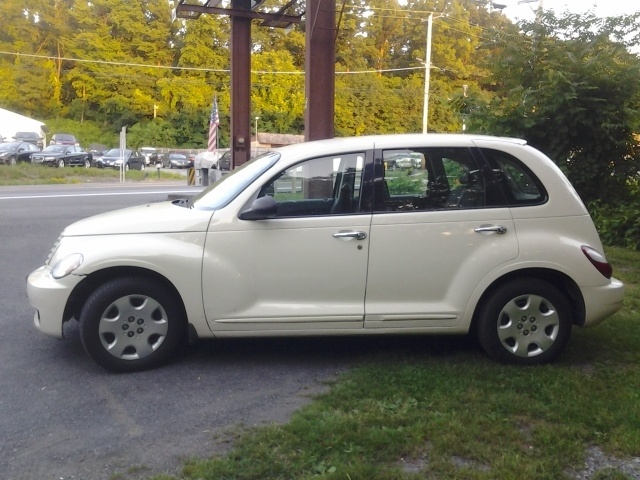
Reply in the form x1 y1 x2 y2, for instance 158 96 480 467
79 277 187 372
476 278 572 365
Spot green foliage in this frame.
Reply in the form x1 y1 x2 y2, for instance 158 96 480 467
386 170 425 195
469 10 640 204
44 118 119 148
589 183 640 250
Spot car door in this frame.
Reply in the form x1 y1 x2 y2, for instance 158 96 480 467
65 146 79 165
202 151 373 332
364 146 518 330
16 143 30 162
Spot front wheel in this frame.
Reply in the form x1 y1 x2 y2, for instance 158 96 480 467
84 159 91 168
79 277 187 372
476 278 572 365
8 156 16 166
57 159 65 168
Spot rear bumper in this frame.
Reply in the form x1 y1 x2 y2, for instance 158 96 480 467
581 277 625 327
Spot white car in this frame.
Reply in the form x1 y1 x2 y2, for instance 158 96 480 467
27 134 624 372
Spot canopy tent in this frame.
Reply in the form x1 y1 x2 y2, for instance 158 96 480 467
0 108 46 142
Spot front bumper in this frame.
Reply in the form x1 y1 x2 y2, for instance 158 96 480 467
27 265 84 338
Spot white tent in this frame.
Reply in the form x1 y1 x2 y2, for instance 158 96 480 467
0 108 46 143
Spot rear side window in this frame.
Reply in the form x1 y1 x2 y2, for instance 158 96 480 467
480 149 547 206
376 147 486 212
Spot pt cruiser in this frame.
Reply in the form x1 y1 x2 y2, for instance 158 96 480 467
27 134 624 372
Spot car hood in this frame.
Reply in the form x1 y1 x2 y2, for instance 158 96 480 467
32 151 63 157
63 200 214 236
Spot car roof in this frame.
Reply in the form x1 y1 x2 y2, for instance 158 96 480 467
272 134 527 159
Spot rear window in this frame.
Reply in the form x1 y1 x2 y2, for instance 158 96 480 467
55 134 75 141
16 132 38 139
480 149 547 206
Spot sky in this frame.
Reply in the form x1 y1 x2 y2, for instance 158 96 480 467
503 0 640 22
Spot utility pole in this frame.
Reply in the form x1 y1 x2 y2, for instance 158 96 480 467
422 13 433 134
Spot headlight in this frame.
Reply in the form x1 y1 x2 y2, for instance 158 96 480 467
45 156 55 161
51 253 84 279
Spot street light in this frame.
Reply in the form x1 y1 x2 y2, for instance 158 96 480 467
254 116 260 157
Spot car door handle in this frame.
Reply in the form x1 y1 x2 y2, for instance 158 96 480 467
332 231 367 240
474 225 507 235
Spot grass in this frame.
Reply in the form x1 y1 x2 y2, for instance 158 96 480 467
0 163 183 185
149 247 640 480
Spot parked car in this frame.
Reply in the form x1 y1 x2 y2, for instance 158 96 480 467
140 147 158 165
26 134 624 372
86 144 108 166
218 150 231 170
30 145 91 168
162 152 190 169
96 148 145 170
0 141 41 165
49 133 78 146
14 131 44 149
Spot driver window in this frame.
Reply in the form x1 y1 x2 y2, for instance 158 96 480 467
259 153 365 217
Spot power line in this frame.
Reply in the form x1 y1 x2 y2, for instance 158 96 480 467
0 50 424 75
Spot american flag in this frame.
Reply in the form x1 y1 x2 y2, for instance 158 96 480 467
207 96 219 152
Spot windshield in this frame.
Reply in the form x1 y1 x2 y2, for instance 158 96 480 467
55 135 74 142
0 142 19 151
43 145 67 153
191 152 280 210
104 149 130 157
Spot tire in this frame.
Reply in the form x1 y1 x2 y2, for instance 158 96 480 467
125 163 130 171
140 162 145 171
84 159 91 168
79 277 187 372
9 156 16 166
57 159 65 168
476 278 572 365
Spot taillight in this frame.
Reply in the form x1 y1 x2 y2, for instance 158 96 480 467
582 246 613 279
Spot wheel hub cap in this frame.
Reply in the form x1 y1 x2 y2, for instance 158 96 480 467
98 294 169 360
497 294 560 357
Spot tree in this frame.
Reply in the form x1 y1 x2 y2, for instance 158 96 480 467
469 10 640 203
65 0 175 127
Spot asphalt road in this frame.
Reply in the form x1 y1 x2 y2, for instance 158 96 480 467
0 183 359 480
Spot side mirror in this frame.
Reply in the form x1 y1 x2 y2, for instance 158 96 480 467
238 195 277 220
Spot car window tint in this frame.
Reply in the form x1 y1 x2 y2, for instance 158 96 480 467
259 153 365 217
377 147 485 212
480 148 547 206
